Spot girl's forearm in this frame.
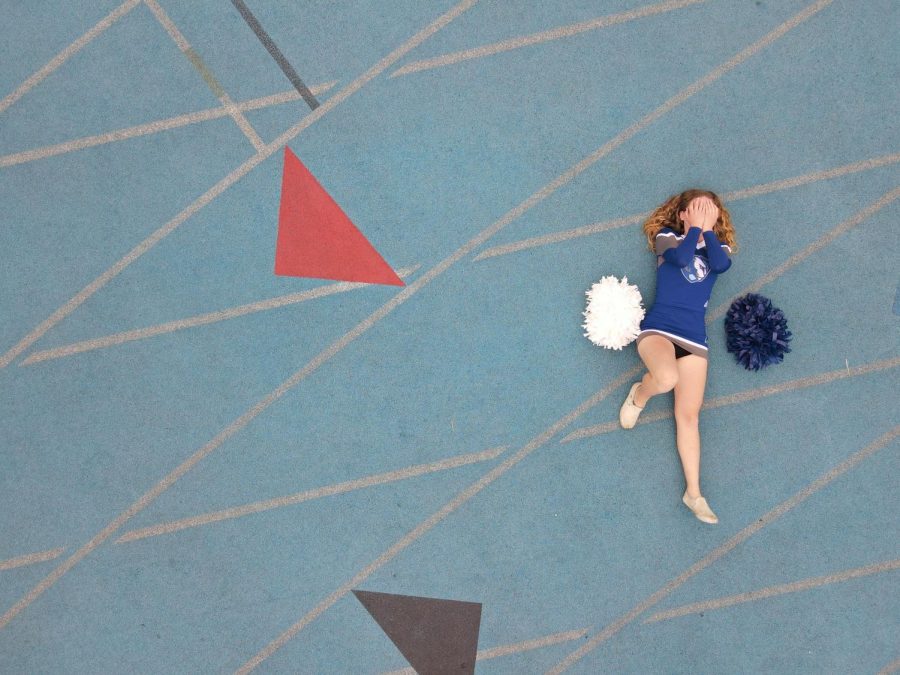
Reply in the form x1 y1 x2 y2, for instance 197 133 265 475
703 230 731 273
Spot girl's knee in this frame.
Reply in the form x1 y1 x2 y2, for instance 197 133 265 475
674 408 700 425
653 370 679 391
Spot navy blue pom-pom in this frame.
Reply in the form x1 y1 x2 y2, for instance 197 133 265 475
724 293 792 371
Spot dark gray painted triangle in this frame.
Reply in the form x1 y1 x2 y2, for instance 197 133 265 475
352 589 481 674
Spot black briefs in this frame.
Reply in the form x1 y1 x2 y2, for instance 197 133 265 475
674 343 691 359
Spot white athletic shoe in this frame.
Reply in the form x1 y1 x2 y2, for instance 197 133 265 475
619 382 645 429
682 492 719 524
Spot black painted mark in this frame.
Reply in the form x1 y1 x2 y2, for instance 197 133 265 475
353 589 482 674
230 0 320 110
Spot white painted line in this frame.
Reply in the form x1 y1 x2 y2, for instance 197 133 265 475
0 81 338 169
115 445 507 543
474 152 900 261
239 3 843 670
0 0 476 372
548 425 900 673
20 264 420 366
0 0 482 632
0 0 142 114
561 356 900 442
705 185 900 323
383 627 590 674
0 547 67 572
390 0 710 78
143 0 265 152
878 655 900 674
643 558 900 623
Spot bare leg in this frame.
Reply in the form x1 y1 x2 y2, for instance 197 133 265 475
672 354 708 498
634 335 680 407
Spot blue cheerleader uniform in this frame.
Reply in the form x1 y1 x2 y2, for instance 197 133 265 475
636 225 733 359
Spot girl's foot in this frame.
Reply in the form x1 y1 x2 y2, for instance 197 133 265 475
619 382 645 429
682 491 719 524
633 383 648 408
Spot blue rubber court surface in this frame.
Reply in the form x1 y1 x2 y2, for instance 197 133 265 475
1 1 898 672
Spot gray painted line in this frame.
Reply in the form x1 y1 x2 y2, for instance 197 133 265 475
643 558 900 623
0 0 481 631
474 152 900 261
561 356 900 443
0 81 338 169
0 547 67 572
230 0 319 110
390 0 710 78
235 3 836 669
0 0 141 114
547 425 900 673
0 0 478 372
20 264 421 366
115 445 507 544
143 0 264 152
705 185 900 323
383 628 590 674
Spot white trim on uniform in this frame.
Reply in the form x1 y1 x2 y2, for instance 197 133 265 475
636 328 709 351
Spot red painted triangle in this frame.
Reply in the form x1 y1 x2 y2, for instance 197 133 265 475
274 146 404 286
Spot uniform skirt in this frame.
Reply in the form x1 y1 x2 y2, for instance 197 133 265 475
636 304 709 360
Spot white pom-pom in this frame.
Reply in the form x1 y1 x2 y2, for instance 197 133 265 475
582 275 645 349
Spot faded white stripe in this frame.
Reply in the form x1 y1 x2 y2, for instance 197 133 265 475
548 424 899 673
20 264 420 366
115 445 507 543
473 152 900 261
878 655 900 675
0 0 142 114
0 81 338 169
706 185 900 323
0 0 481 633
383 628 590 674
0 547 67 572
390 0 710 77
143 0 264 151
237 3 836 669
0 0 476 373
561 355 900 442
643 558 900 623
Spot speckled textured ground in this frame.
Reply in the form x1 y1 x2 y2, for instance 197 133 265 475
1 1 898 672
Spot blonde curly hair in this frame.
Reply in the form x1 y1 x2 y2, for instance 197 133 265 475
641 188 738 255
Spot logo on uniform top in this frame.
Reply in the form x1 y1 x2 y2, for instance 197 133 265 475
681 255 709 283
